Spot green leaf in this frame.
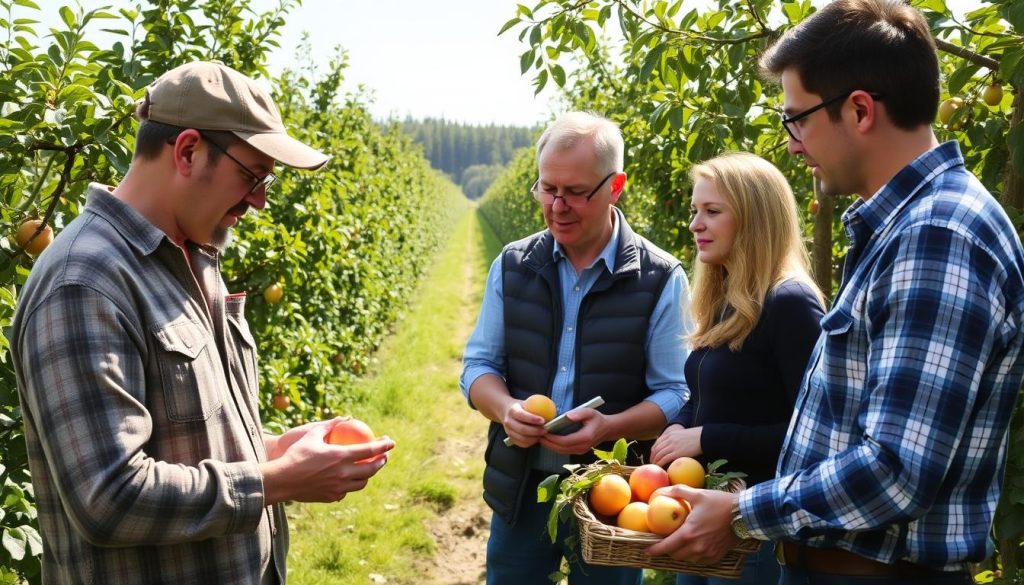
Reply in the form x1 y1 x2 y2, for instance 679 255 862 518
536 473 560 503
946 63 979 95
497 17 520 36
519 49 534 75
534 69 548 95
58 6 76 28
12 0 40 9
2 527 26 561
550 64 565 87
917 0 947 13
640 44 666 83
612 438 628 464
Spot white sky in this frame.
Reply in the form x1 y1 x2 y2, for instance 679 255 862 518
39 0 986 127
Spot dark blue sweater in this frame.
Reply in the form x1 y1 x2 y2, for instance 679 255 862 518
669 280 823 485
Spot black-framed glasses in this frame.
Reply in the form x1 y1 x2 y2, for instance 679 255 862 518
531 171 616 208
781 91 884 142
198 131 277 194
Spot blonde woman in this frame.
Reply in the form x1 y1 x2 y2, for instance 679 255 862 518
651 152 825 585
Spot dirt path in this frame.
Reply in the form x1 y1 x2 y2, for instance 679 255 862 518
418 212 492 585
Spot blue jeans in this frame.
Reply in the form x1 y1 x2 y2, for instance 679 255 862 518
778 565 974 585
675 543 780 585
486 475 642 585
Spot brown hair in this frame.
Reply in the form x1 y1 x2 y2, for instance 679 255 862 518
133 99 239 162
759 0 939 129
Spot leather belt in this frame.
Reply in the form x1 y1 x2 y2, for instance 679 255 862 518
776 542 959 578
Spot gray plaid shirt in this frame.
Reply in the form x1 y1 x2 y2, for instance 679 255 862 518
11 185 287 584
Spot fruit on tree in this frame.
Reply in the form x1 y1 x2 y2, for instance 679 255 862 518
522 394 556 422
629 464 670 503
667 457 705 488
15 219 53 255
646 495 690 536
938 97 963 125
983 83 1003 107
263 282 284 304
616 501 651 532
272 392 290 411
589 474 631 516
807 198 819 215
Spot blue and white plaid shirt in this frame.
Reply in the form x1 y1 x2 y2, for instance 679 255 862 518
741 141 1024 571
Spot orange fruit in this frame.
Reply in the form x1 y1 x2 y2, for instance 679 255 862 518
522 394 556 422
15 219 53 255
616 501 650 532
667 457 705 488
589 474 631 516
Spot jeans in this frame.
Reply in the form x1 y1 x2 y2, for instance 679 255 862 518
778 565 974 585
674 543 780 585
486 474 642 585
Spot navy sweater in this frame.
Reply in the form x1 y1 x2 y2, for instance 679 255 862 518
669 280 824 485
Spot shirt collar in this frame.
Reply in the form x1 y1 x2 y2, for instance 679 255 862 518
83 183 177 256
842 141 964 235
552 206 622 273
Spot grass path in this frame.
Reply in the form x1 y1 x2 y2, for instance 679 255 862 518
285 208 502 585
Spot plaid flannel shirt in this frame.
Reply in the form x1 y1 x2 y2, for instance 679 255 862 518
11 185 286 584
740 141 1024 571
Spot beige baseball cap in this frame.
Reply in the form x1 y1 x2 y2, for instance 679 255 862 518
141 61 329 170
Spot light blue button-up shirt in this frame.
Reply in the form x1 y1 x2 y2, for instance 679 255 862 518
460 209 692 472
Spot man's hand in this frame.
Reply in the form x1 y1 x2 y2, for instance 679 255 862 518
540 407 609 455
502 400 549 447
650 424 703 466
645 485 740 564
261 419 395 505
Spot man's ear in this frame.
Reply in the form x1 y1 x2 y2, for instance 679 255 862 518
848 91 879 135
172 129 202 177
610 172 627 203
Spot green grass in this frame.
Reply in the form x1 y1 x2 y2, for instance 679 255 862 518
285 208 502 585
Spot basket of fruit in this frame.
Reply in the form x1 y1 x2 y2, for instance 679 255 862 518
539 440 760 577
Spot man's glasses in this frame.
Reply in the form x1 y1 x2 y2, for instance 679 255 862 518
781 91 884 142
531 171 616 208
198 131 277 194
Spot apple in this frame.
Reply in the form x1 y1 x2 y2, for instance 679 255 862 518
263 282 284 304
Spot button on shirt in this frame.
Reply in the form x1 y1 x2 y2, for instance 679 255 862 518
11 185 282 584
740 142 1024 570
461 210 692 472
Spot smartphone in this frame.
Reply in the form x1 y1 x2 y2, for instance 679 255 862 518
503 396 605 447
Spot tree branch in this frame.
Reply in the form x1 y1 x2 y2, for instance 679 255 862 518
934 38 1000 71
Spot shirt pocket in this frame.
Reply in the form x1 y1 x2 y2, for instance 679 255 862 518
152 318 224 422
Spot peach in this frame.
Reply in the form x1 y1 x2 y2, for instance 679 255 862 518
667 457 705 488
647 495 690 535
522 394 556 422
629 464 670 502
589 474 631 516
616 501 650 532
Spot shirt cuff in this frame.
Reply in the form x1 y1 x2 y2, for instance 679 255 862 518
459 365 503 408
644 387 686 422
739 476 789 541
224 461 268 534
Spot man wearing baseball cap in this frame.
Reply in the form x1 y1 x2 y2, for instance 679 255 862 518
11 61 395 584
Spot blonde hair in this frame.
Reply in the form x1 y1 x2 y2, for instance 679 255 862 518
689 152 824 351
536 111 623 175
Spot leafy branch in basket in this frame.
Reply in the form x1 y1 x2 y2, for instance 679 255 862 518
537 438 632 544
704 458 747 491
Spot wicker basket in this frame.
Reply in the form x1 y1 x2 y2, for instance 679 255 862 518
571 465 761 577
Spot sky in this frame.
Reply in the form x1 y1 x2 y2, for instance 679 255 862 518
41 0 985 128
258 0 560 126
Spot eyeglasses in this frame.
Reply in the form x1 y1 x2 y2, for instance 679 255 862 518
198 131 277 194
781 91 884 142
531 172 616 208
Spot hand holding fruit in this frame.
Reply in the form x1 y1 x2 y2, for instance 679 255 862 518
644 483 739 564
540 406 609 455
503 394 555 447
261 417 395 505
